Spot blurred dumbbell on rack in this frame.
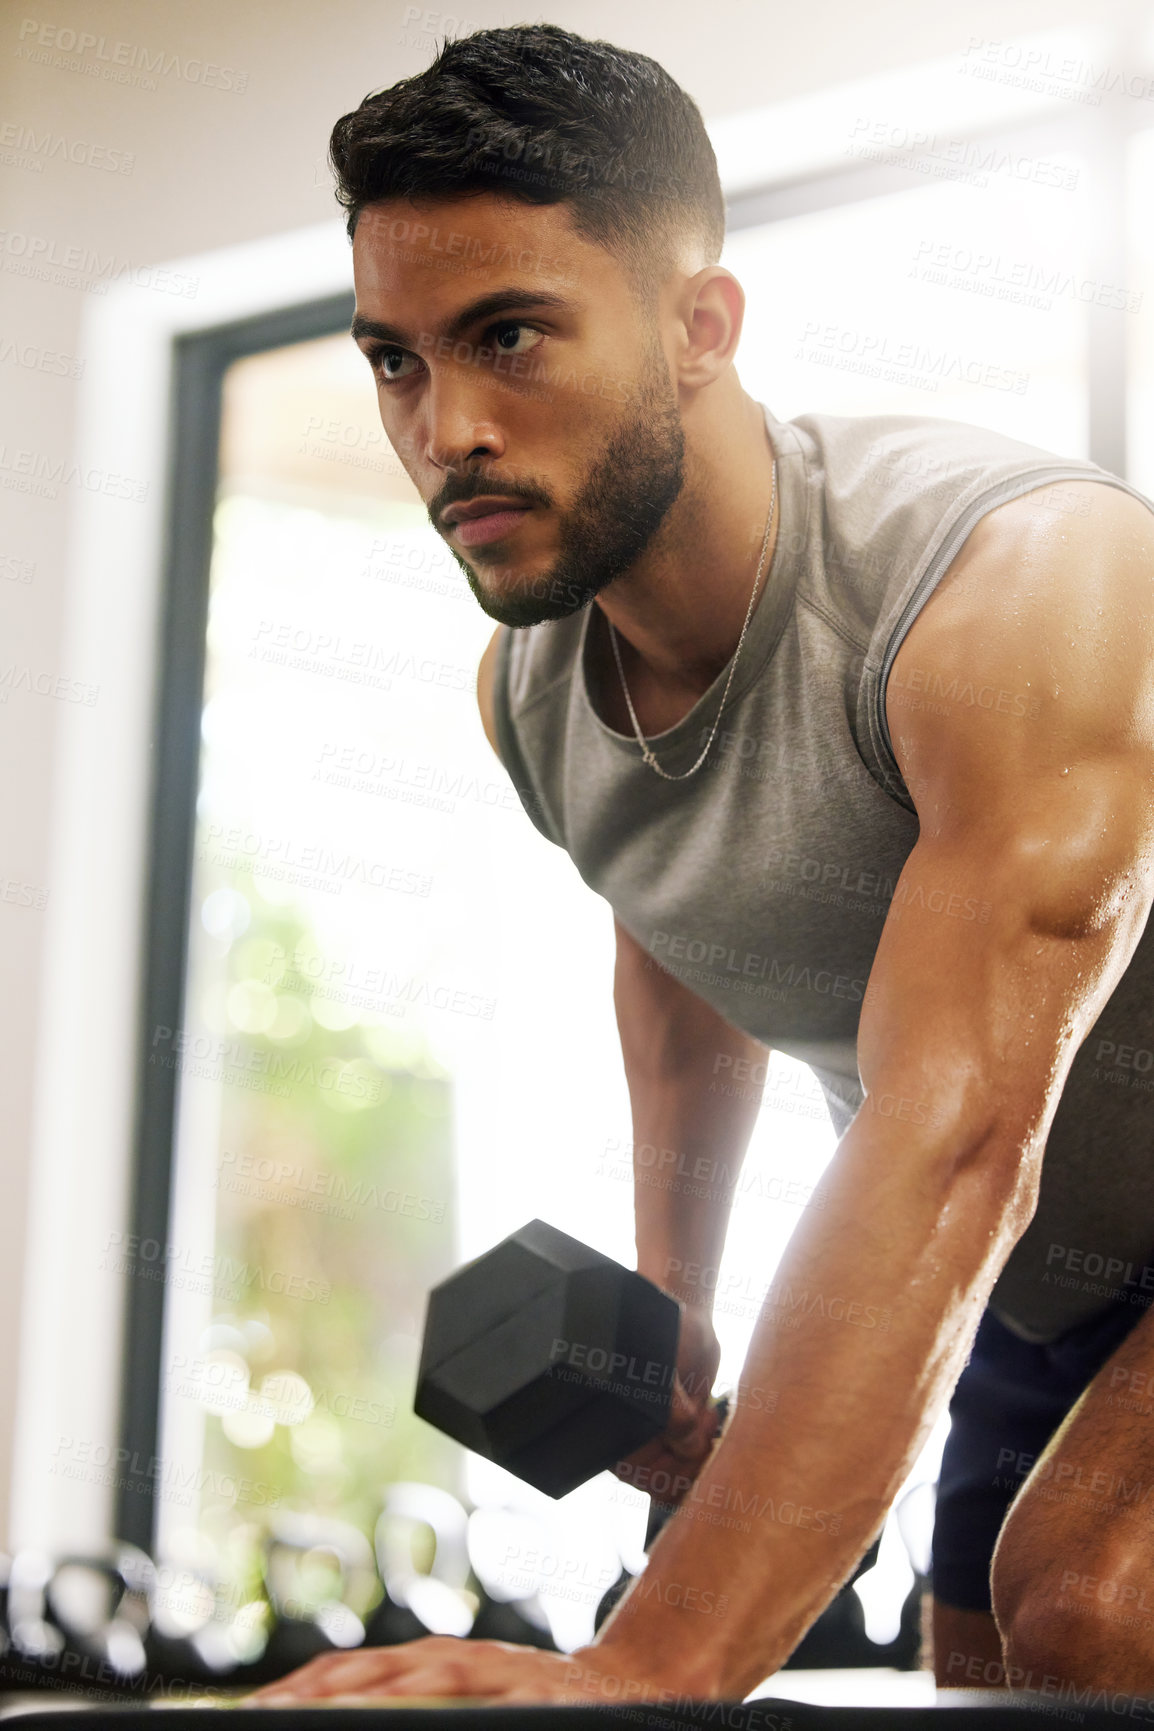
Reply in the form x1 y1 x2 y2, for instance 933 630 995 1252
0 1545 167 1699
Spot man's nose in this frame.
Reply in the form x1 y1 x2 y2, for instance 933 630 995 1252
422 368 506 471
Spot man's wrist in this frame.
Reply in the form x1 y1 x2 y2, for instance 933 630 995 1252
636 1246 715 1311
584 1623 729 1702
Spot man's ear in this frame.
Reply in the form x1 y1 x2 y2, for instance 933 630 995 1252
673 267 745 389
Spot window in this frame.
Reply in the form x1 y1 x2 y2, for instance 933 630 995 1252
725 147 1090 448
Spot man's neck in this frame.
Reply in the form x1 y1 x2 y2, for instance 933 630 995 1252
591 382 779 712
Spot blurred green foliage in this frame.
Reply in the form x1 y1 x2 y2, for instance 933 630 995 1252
192 882 459 1605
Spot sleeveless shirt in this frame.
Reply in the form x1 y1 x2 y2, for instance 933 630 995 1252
491 403 1154 1342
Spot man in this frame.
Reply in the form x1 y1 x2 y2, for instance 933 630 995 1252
253 22 1154 1708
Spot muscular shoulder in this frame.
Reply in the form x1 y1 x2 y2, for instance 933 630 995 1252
890 480 1154 774
939 478 1154 615
886 478 1154 910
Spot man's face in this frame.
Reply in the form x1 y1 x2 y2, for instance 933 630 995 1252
350 193 686 626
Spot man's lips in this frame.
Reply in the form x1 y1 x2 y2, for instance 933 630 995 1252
441 497 533 549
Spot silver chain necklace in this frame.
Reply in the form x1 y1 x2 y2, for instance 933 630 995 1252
607 456 777 780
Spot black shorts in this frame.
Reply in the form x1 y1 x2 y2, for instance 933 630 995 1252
931 1295 1150 1613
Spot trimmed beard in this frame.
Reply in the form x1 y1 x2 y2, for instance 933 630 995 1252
444 344 686 629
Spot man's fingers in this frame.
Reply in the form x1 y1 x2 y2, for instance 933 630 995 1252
662 1392 722 1458
662 1374 714 1446
343 1664 468 1699
241 1636 648 1708
612 1444 697 1500
247 1639 452 1701
245 1637 550 1704
250 1653 398 1701
612 1395 727 1503
667 1376 697 1427
616 1408 714 1474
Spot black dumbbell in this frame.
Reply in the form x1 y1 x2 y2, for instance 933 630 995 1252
415 1219 683 1498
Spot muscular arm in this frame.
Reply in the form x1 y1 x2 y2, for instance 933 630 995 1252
588 482 1154 1698
611 917 768 1474
613 914 767 1310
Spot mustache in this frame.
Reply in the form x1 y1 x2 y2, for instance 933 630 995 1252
430 471 554 529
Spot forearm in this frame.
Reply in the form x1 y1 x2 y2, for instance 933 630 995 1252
612 915 767 1310
594 1101 1037 1699
629 1042 765 1309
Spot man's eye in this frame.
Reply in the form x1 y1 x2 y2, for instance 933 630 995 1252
374 348 419 382
490 322 543 355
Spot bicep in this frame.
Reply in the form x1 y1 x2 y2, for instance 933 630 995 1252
863 484 1154 1153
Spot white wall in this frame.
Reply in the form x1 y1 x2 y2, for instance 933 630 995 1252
1 0 1142 1554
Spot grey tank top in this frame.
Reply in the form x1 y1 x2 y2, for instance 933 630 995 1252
492 402 1154 1342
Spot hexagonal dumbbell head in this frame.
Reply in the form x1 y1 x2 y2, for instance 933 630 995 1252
415 1220 680 1498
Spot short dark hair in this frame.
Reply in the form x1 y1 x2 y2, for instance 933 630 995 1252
328 23 726 285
